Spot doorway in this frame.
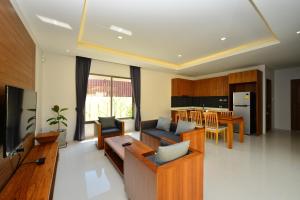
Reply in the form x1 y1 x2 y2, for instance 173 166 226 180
291 79 300 130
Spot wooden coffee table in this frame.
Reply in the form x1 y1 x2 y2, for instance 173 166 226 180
104 135 153 176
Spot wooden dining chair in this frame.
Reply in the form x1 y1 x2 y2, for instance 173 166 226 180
204 112 227 144
175 110 188 123
219 111 234 118
189 110 198 122
196 110 204 127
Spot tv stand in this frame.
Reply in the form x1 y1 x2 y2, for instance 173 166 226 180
0 142 59 199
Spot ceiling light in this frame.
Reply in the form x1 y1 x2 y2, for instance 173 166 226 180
117 36 123 39
220 37 227 41
37 15 72 30
178 54 182 58
66 49 70 53
297 31 300 35
110 25 132 36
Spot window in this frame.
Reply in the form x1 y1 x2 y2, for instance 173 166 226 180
85 74 133 121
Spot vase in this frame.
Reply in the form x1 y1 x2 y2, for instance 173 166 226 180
57 129 67 148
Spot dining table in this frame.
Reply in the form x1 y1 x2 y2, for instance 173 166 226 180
219 116 244 149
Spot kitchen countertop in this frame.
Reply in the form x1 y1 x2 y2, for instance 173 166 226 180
171 107 229 112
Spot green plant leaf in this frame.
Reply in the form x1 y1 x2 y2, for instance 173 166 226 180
59 115 67 121
27 116 36 123
52 105 60 113
26 123 33 130
60 108 68 112
46 117 56 122
49 121 58 125
61 121 68 127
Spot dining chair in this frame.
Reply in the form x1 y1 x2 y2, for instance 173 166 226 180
196 110 204 128
189 110 198 122
219 111 234 118
175 110 188 123
204 112 227 144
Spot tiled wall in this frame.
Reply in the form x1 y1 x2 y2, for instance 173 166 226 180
171 96 229 108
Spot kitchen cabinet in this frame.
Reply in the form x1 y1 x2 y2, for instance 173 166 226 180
228 70 258 84
171 78 194 96
194 76 228 96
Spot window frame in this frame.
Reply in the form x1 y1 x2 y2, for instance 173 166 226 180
85 73 134 123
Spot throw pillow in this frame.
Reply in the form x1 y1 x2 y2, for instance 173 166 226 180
98 116 116 129
156 140 190 164
175 120 196 135
156 117 171 132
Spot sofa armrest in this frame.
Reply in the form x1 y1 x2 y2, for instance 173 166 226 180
180 127 205 153
141 120 158 130
94 120 102 136
115 119 125 135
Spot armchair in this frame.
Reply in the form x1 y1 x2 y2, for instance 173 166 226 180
95 119 124 149
124 146 203 200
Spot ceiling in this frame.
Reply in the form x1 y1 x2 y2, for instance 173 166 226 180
13 0 300 76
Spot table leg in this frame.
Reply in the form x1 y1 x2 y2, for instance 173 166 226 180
227 122 233 149
239 120 244 143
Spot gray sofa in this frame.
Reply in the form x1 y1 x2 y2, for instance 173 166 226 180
141 119 205 153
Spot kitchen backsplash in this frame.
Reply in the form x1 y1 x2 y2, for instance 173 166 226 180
171 96 229 108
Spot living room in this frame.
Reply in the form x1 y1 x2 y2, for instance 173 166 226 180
1 0 300 200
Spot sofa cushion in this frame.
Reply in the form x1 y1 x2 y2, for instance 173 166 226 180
155 141 190 164
101 128 121 135
98 116 116 129
142 129 180 143
175 120 196 135
156 117 171 132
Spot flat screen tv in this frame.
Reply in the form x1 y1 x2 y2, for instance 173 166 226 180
1 85 37 157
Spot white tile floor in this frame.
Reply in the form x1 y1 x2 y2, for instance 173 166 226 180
53 130 300 200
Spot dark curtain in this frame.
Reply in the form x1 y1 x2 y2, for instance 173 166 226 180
130 66 141 131
74 56 91 141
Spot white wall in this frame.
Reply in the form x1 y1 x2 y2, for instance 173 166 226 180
141 68 179 120
274 67 300 130
40 52 76 141
38 51 185 141
35 46 43 133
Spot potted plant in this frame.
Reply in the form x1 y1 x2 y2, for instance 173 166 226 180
47 105 68 148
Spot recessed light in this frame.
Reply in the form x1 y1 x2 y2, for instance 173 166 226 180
117 36 123 39
36 15 72 30
110 25 132 36
297 31 300 35
66 49 70 53
178 54 182 58
220 37 227 41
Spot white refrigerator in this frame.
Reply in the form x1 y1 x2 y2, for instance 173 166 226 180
233 92 256 135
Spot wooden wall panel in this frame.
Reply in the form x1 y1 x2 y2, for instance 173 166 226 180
0 0 35 191
0 0 35 94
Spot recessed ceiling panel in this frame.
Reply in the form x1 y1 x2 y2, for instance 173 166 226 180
82 0 274 64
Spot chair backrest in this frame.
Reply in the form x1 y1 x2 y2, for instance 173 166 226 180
190 110 203 127
175 110 188 122
189 111 198 122
198 110 204 127
219 111 233 118
204 112 219 129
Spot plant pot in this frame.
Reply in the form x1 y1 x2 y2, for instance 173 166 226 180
57 129 67 148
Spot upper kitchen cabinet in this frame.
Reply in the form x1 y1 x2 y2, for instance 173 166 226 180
171 78 194 96
194 76 228 96
228 70 259 84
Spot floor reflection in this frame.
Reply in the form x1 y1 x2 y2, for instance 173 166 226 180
84 169 110 199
